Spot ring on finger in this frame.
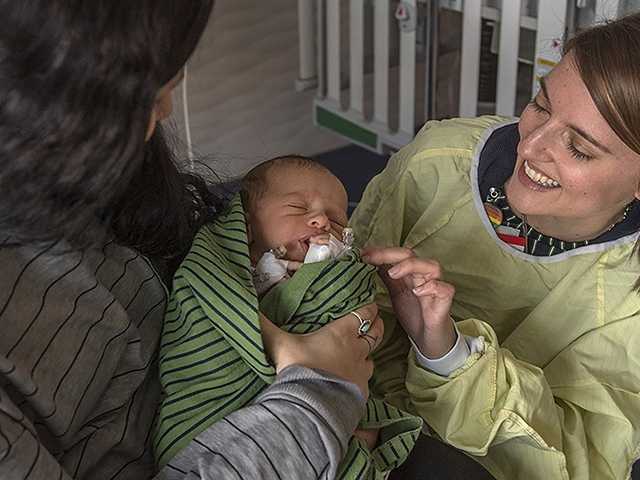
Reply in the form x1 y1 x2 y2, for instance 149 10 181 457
351 310 372 337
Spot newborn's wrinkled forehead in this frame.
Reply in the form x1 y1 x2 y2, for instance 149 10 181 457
265 166 346 202
265 164 326 188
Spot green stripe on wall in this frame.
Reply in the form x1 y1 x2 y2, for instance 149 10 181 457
316 106 377 149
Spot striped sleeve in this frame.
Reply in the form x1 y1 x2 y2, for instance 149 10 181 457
157 366 366 480
0 389 73 479
0 240 167 479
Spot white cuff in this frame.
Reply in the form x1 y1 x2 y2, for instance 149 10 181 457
411 326 472 377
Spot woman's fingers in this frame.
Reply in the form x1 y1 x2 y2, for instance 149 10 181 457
353 303 379 324
354 316 384 358
367 316 384 352
413 278 455 299
361 246 415 266
361 247 457 359
265 303 382 398
362 247 443 290
346 304 384 358
387 256 442 282
412 280 457 358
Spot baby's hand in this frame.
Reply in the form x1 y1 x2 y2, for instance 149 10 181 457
309 233 331 245
354 428 380 450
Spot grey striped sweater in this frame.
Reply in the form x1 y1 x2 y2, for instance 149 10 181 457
0 238 368 479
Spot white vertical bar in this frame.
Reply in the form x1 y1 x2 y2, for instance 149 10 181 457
316 0 325 97
424 0 438 121
182 64 194 169
350 0 365 115
399 0 417 135
297 0 316 81
459 0 482 117
495 0 521 116
532 0 567 96
374 0 390 125
326 0 341 104
595 0 621 23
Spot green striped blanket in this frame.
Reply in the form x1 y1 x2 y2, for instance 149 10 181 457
153 195 422 478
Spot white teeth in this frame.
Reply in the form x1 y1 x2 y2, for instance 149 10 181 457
524 161 560 187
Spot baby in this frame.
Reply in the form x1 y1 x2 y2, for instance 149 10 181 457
154 155 421 478
241 155 354 295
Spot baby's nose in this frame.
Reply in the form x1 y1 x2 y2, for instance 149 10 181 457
309 213 330 230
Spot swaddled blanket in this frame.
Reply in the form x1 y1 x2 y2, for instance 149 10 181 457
153 195 422 479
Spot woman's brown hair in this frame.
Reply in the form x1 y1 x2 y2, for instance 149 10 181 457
564 12 640 156
564 13 640 289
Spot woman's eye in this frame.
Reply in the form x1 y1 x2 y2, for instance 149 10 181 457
566 140 593 161
528 99 548 115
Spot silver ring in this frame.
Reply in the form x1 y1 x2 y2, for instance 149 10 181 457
351 310 372 337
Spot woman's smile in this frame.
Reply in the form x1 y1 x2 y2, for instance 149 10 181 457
523 160 560 188
515 159 561 193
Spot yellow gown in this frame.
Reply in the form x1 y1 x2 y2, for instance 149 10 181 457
350 115 640 479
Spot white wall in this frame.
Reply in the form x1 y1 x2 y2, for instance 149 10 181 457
172 0 348 179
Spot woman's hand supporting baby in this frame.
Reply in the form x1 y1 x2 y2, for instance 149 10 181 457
259 303 383 399
362 247 457 359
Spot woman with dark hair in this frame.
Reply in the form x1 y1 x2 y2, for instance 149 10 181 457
0 1 382 478
353 12 640 480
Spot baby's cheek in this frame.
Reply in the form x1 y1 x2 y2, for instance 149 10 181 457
283 240 306 262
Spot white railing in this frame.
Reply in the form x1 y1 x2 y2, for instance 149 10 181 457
310 0 421 152
458 0 482 117
299 0 629 154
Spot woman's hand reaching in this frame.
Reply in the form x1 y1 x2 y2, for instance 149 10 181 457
260 303 383 399
362 247 456 359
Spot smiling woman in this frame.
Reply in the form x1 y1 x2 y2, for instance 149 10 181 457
351 11 640 480
505 52 640 243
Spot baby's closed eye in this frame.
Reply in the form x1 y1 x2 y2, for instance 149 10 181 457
287 204 307 212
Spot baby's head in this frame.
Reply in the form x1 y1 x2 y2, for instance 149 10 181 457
241 155 349 264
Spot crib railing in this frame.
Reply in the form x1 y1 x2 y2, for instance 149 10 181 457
299 0 627 154
311 0 421 153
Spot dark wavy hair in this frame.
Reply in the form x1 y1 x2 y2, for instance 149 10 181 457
0 0 216 268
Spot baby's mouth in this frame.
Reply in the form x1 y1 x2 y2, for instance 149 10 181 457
302 237 314 252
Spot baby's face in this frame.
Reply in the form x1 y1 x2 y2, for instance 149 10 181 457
248 165 349 263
